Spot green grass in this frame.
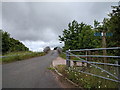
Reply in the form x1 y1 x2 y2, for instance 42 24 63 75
55 65 119 88
59 52 87 66
1 51 45 63
59 53 78 60
47 67 55 70
59 53 66 59
58 53 119 88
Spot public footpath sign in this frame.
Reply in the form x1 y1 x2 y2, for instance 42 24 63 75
94 32 101 36
106 33 113 36
94 32 113 36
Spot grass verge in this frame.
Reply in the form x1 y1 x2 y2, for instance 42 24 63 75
55 65 119 88
59 53 66 59
1 51 45 64
59 53 119 89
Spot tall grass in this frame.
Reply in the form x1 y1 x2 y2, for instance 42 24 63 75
55 65 119 88
58 53 119 88
1 51 45 63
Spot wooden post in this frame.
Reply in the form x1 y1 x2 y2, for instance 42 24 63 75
95 51 98 61
87 51 91 67
102 31 107 63
92 51 95 61
85 51 88 67
88 51 91 61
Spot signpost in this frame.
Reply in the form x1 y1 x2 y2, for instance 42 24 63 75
94 32 113 63
94 32 113 36
102 32 107 63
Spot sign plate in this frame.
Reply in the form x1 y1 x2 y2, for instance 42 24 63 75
94 32 113 36
106 33 113 36
94 32 102 36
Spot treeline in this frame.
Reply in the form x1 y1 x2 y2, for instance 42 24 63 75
59 5 120 53
0 30 29 54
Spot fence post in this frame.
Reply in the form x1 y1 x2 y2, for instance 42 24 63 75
102 31 107 63
66 50 70 67
88 50 91 61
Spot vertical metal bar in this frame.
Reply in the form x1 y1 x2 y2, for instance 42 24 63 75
66 50 70 67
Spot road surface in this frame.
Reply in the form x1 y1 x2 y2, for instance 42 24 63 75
2 50 61 88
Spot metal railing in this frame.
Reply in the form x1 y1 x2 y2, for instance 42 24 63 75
66 47 120 84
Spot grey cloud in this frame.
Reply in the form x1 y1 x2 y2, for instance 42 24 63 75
21 40 64 51
0 2 2 29
2 2 118 47
89 2 117 23
3 2 73 41
90 2 116 15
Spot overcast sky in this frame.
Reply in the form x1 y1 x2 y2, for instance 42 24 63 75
2 2 118 51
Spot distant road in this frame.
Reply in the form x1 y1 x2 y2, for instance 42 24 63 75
3 50 61 88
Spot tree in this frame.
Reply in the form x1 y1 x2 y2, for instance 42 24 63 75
107 5 120 47
93 4 120 56
1 30 29 54
59 20 100 51
2 31 11 54
0 30 2 54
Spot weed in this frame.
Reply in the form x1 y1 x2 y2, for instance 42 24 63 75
47 67 55 70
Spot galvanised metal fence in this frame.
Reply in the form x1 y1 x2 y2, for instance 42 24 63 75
66 47 120 84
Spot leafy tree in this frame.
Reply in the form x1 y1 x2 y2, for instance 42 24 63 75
107 5 120 47
2 30 11 54
93 18 110 48
1 30 29 54
93 4 120 56
59 20 100 51
94 4 120 48
0 30 2 54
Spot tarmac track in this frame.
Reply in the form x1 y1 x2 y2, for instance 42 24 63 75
2 50 61 88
